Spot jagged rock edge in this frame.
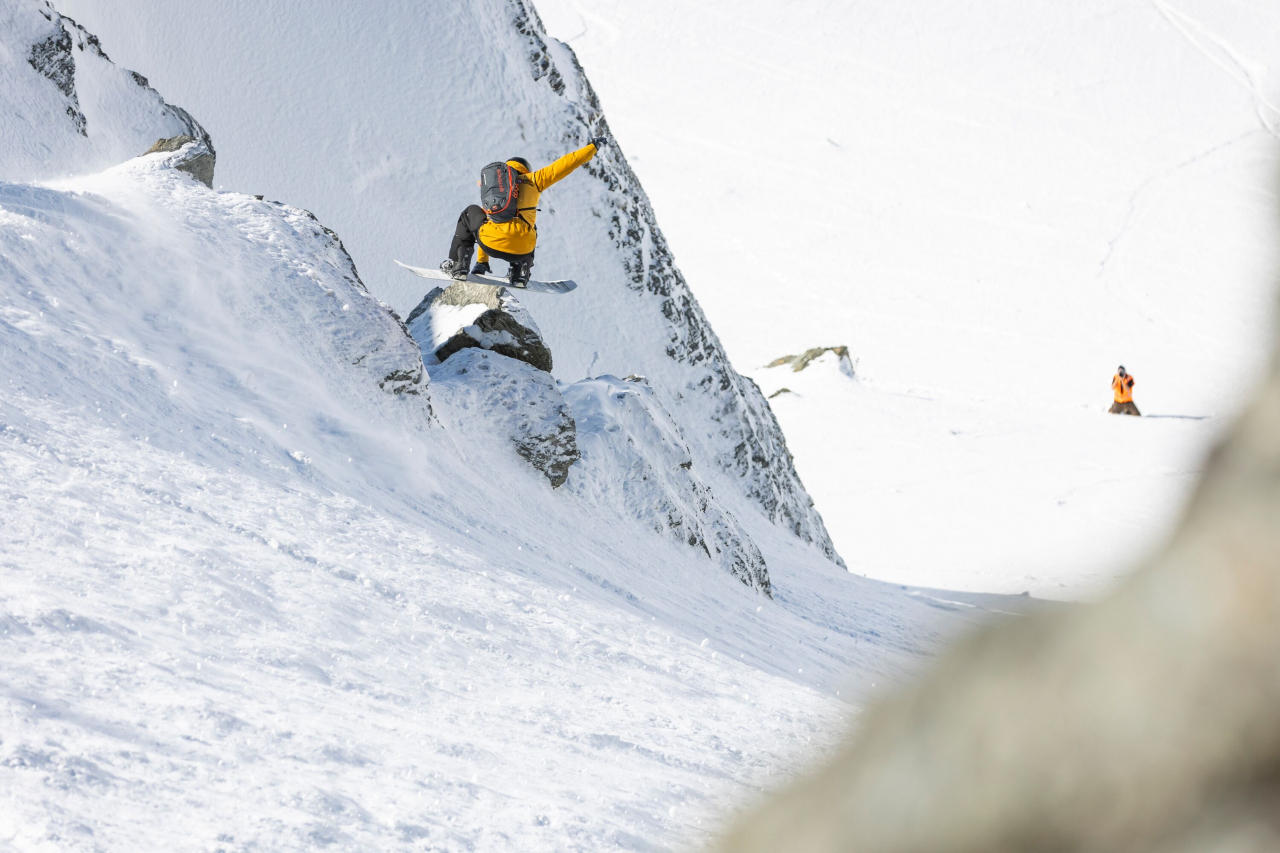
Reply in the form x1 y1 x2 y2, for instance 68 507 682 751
506 0 845 568
30 2 214 155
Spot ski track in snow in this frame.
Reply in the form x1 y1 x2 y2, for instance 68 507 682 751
1152 0 1280 139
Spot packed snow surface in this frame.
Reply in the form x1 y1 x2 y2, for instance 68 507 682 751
0 141 1036 850
536 0 1280 597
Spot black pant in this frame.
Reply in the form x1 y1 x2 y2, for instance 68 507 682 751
448 204 534 270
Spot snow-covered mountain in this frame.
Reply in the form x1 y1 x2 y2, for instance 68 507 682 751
0 2 1039 849
536 0 1280 597
0 0 210 180
49 0 843 573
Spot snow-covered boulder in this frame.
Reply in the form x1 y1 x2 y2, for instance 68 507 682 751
430 349 579 487
406 281 554 372
0 0 211 181
564 376 771 594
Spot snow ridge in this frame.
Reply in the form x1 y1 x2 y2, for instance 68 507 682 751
508 0 844 567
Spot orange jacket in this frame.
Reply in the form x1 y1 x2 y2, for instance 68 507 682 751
1112 372 1135 403
476 143 598 259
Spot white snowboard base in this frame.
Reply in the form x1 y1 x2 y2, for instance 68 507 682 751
394 260 577 294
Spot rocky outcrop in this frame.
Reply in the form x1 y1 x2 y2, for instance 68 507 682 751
406 282 572 483
767 345 856 376
27 19 85 136
405 282 553 372
564 376 771 595
3 2 212 181
506 0 845 568
144 135 215 187
431 349 579 487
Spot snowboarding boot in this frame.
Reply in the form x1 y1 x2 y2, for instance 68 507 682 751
508 259 532 288
440 259 468 281
471 260 491 276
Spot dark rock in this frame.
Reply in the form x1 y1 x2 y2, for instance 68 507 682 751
406 282 553 373
28 26 85 136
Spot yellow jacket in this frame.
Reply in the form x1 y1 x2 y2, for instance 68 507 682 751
1113 372 1135 403
477 143 598 259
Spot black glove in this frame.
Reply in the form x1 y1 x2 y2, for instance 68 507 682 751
590 135 608 149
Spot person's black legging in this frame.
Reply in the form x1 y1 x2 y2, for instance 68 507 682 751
448 204 534 271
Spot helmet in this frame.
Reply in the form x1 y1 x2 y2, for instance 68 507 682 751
507 156 531 170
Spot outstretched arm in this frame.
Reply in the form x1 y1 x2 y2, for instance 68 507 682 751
529 143 598 191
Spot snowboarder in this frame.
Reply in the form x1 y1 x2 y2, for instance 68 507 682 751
441 138 608 286
1110 366 1140 416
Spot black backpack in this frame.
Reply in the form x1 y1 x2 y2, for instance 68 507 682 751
479 161 525 223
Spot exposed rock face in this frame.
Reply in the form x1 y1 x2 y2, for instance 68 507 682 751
28 21 84 136
506 0 844 568
405 282 553 372
564 376 771 595
431 349 579 487
3 1 213 181
144 135 215 188
718 293 1280 848
436 304 553 373
7 3 420 408
767 345 856 376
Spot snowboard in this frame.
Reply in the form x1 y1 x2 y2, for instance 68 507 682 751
394 260 577 295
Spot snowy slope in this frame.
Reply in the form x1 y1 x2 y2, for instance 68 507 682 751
49 0 842 571
0 9 1044 849
0 119 1035 853
536 0 1280 597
